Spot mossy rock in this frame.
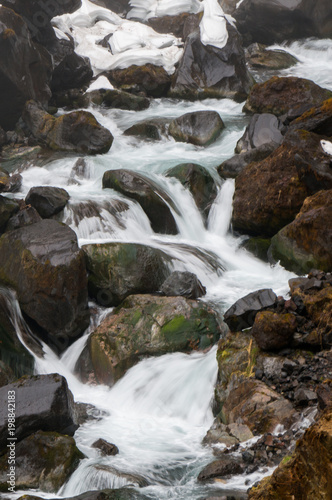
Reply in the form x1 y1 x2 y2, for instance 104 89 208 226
241 237 271 262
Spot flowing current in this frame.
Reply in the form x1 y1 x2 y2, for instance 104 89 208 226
5 31 332 499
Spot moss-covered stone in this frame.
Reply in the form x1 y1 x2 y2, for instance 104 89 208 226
241 237 271 261
251 311 298 351
76 294 225 386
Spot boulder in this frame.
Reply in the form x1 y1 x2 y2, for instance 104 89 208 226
270 190 332 274
234 0 332 46
0 374 77 452
86 89 150 112
23 100 113 155
102 169 178 234
251 311 298 351
240 237 271 262
6 205 42 231
161 271 206 299
165 162 217 217
0 167 22 193
0 220 89 352
243 77 332 120
25 186 70 218
148 13 192 40
0 6 52 130
82 242 170 306
247 408 332 500
0 196 19 232
290 97 332 137
245 43 298 70
124 119 167 140
197 457 243 482
224 289 277 332
92 439 119 456
0 431 84 492
169 25 254 101
107 64 171 98
217 143 276 179
235 113 284 154
76 294 223 385
168 111 224 146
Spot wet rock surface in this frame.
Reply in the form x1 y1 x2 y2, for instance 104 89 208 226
161 271 206 299
25 186 70 218
168 111 225 146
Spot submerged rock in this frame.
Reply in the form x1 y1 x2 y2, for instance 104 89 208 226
0 431 84 492
25 186 70 218
83 242 170 306
168 111 225 146
76 294 224 386
92 438 119 456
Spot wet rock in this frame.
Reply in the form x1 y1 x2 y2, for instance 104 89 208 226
17 489 150 500
169 25 254 101
316 383 332 410
245 43 298 70
165 162 217 218
224 289 277 332
235 113 284 154
217 143 276 179
75 403 109 425
94 465 149 488
234 0 332 46
294 388 317 406
243 77 332 120
0 7 52 130
0 220 89 352
83 242 170 307
148 13 192 40
203 420 239 448
247 408 332 499
252 312 298 351
107 64 171 98
270 190 332 274
161 271 206 299
23 100 113 155
290 97 332 137
124 119 167 140
240 237 271 262
0 168 22 193
6 205 42 231
86 88 150 111
76 294 224 386
168 111 225 146
102 169 178 234
0 196 19 232
198 457 243 481
0 430 84 492
0 374 78 452
92 438 119 456
25 186 70 218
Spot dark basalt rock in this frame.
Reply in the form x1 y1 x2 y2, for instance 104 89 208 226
6 205 42 231
198 457 243 481
235 113 284 154
224 288 277 331
165 162 218 218
107 64 171 98
234 0 332 46
168 111 225 146
83 242 170 307
252 311 298 351
102 169 178 234
0 374 78 452
92 438 119 456
0 196 19 232
0 219 89 352
124 119 167 141
23 100 113 155
217 143 276 179
0 430 84 492
0 7 52 130
161 271 206 299
169 23 254 101
26 186 70 218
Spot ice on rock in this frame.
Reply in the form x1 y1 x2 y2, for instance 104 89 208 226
199 0 229 50
128 0 203 20
86 75 114 92
320 139 332 156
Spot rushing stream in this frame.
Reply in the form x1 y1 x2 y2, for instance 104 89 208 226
4 6 332 497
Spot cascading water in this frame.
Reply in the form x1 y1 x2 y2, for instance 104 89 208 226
3 13 331 498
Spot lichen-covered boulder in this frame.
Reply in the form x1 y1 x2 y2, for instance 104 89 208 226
25 186 70 218
82 242 170 306
0 7 52 130
107 64 171 98
168 111 225 146
102 169 178 234
248 408 332 500
0 220 89 352
165 162 217 218
0 431 84 492
23 100 113 155
251 311 298 351
243 77 332 120
290 97 332 137
270 190 332 274
76 294 224 386
169 24 254 101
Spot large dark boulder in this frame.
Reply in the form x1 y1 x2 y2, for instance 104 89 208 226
23 100 113 155
270 189 332 274
102 169 178 234
165 162 218 219
290 98 332 137
0 430 84 492
234 0 332 46
83 242 170 306
168 111 225 146
251 311 298 351
198 457 243 482
169 23 254 101
224 288 277 331
243 77 332 120
0 374 78 452
0 220 89 352
217 143 276 179
26 186 70 218
160 271 206 299
0 6 52 130
235 113 284 154
107 64 171 98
